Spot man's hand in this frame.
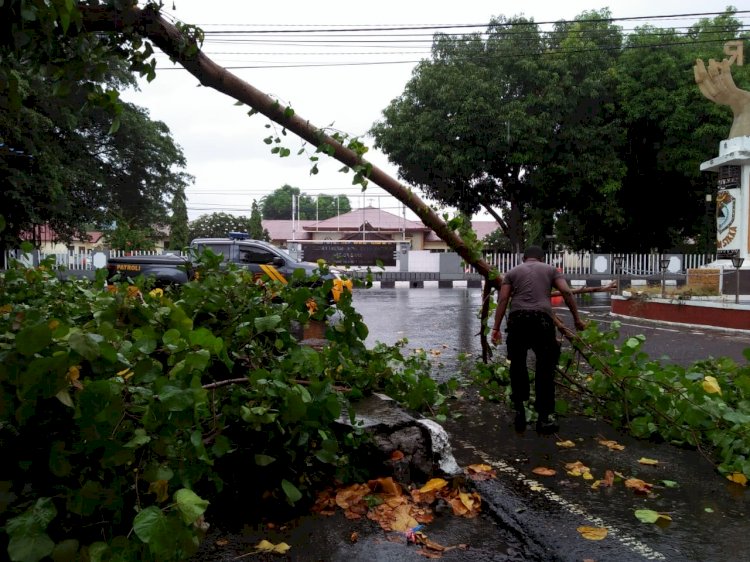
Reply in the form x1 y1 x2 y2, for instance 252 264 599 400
491 328 502 345
574 318 587 332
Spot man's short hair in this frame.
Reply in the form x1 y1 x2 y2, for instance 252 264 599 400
523 245 544 260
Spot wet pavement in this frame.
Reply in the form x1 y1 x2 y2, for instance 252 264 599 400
194 287 750 561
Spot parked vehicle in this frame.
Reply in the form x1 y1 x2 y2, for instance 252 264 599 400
106 233 351 298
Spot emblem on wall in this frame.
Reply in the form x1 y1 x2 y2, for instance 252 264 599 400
716 189 737 248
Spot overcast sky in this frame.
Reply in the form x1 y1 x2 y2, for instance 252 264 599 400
122 1 745 221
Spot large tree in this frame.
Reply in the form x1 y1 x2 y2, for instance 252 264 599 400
610 12 746 252
169 187 190 250
371 9 744 252
188 212 252 240
0 52 192 250
249 199 270 241
261 184 351 220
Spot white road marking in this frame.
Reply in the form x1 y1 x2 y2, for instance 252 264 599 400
456 440 666 561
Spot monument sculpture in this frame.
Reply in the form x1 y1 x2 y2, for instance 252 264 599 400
695 42 748 295
694 57 750 139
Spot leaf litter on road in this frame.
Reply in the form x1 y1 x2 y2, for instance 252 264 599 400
312 476 478 557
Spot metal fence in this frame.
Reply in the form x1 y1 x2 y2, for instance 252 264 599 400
3 248 719 276
2 249 167 270
481 251 717 276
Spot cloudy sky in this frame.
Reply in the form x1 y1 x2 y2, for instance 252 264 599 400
121 1 746 221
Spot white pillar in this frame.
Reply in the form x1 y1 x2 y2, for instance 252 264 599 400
700 136 750 267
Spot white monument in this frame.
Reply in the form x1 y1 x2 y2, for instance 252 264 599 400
695 43 750 274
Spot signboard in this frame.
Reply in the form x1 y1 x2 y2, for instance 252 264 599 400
300 241 397 266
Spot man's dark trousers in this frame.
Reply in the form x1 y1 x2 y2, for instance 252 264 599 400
505 310 561 416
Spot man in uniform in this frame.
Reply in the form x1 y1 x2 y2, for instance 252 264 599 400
491 246 586 433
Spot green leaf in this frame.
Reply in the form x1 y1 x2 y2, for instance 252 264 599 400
17 323 53 356
255 454 276 466
174 488 209 525
6 498 57 562
624 337 640 349
69 332 100 361
660 480 679 488
281 479 302 504
254 315 282 333
634 509 671 523
51 538 80 562
8 532 55 562
132 506 168 544
125 428 151 448
107 116 121 135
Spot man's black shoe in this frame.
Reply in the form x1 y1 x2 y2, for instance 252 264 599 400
535 415 559 434
513 409 526 432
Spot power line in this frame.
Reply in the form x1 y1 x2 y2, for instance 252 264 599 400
190 10 750 33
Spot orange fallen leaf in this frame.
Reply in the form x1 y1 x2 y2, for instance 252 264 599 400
577 526 608 540
625 478 654 494
390 450 405 461
466 464 496 481
368 477 402 496
727 472 748 486
419 478 448 493
638 457 660 466
532 467 557 477
603 469 615 487
565 460 591 477
598 439 625 451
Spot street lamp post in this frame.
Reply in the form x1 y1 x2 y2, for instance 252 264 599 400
613 255 624 295
731 255 745 304
659 257 670 299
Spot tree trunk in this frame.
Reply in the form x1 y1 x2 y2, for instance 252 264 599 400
79 5 501 289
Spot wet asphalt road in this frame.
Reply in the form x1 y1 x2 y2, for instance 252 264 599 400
349 287 750 561
353 287 750 371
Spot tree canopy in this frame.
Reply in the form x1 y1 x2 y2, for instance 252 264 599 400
0 4 191 251
261 184 351 220
371 9 748 251
188 212 253 240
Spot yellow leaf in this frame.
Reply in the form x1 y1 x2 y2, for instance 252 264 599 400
532 467 557 477
389 503 419 532
255 539 291 554
727 472 748 486
148 480 170 503
556 440 576 448
149 288 164 298
577 526 608 540
0 304 11 314
66 365 81 383
598 439 625 451
582 472 594 481
419 478 448 493
48 319 60 330
638 457 660 466
702 376 722 395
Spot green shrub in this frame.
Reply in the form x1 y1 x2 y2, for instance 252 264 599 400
0 257 450 561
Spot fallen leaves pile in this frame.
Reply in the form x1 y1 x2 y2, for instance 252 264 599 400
307 465 496 558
